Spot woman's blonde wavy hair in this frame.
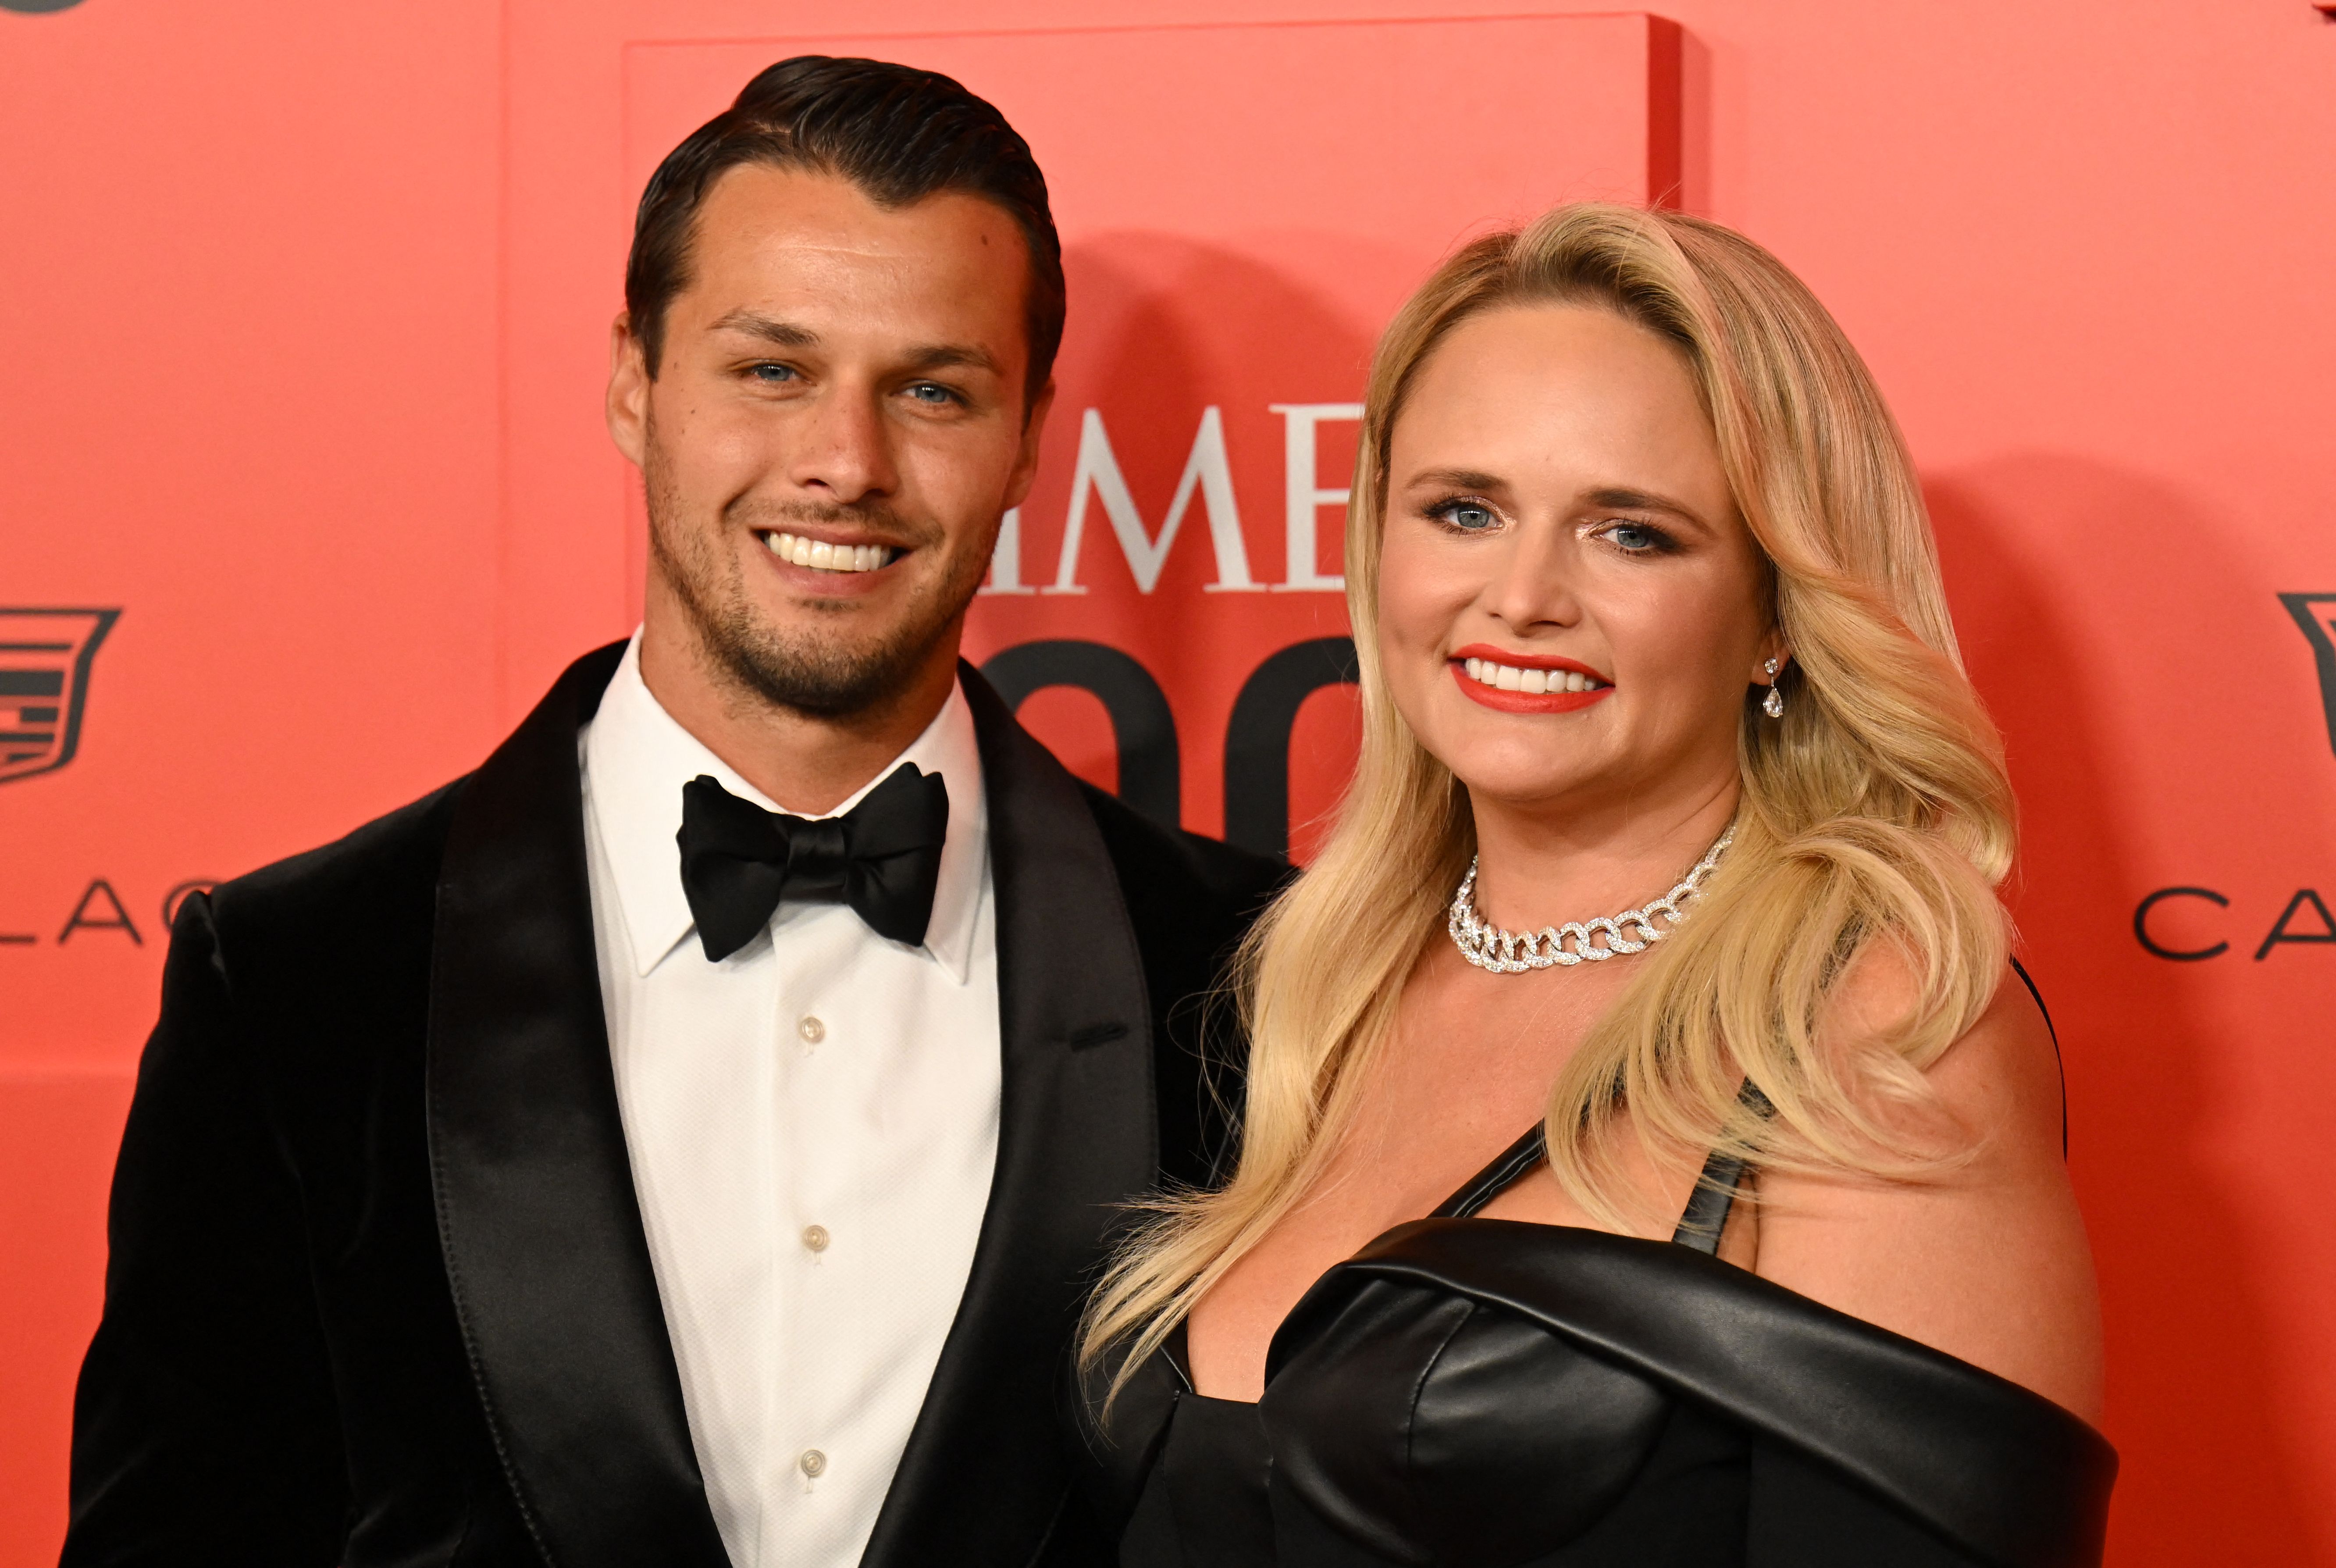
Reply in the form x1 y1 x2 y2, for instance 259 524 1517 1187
1081 203 2015 1384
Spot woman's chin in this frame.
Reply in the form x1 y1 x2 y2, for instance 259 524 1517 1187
1440 755 1604 815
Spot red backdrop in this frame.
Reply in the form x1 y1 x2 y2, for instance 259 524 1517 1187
4 3 2333 1562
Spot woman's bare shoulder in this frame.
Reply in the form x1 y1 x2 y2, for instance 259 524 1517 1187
1751 955 2105 1422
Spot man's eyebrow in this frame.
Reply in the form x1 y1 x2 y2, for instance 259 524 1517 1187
901 343 1003 377
702 316 1001 379
709 310 819 348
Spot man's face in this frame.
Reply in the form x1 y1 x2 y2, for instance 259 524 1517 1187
608 164 1049 717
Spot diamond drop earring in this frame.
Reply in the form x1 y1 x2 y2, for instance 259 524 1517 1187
1762 658 1785 719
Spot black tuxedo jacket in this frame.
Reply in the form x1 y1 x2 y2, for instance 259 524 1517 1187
64 643 1284 1568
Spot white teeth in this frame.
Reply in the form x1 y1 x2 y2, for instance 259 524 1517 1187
766 532 894 574
1464 658 1608 695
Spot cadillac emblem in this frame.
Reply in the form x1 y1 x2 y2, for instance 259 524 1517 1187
0 608 119 784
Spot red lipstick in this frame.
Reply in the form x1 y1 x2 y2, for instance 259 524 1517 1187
1448 643 1614 715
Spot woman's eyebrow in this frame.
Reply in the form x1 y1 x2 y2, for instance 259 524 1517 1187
1407 467 1508 492
1583 485 1713 528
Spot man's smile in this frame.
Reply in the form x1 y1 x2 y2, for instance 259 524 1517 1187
758 529 901 574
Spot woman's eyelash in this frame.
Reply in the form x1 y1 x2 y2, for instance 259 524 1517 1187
1427 497 1500 531
1416 500 1681 551
1595 519 1679 553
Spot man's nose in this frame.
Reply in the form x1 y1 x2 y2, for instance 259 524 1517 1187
789 385 900 504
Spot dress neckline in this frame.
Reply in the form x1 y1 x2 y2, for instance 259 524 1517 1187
1173 1089 1765 1400
1436 1080 1768 1253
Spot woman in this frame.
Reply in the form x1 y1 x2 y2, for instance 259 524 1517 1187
1074 205 2113 1567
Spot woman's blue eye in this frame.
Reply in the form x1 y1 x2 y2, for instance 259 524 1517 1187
1439 501 1497 531
1606 523 1664 552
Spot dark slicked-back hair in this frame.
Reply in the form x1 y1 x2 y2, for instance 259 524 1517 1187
624 55 1065 407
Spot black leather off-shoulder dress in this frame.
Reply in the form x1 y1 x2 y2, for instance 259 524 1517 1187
1075 1121 2116 1568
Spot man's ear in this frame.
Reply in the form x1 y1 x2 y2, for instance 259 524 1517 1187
606 311 652 467
1005 379 1057 510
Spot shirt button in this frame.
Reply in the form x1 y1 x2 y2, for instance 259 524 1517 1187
797 1016 826 1044
801 1224 830 1254
799 1448 827 1479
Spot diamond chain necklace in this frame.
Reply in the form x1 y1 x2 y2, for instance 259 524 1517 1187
1447 823 1736 973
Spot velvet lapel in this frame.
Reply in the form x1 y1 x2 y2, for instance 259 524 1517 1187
426 641 730 1568
858 665 1159 1568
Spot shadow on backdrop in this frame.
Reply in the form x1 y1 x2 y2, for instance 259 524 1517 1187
978 232 1370 852
1928 455 2323 1564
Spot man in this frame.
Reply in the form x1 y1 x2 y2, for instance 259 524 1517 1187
66 57 1281 1568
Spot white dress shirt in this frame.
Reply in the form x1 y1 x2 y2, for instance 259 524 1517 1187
580 635 1001 1568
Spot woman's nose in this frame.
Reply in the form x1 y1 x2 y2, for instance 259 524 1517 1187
1480 522 1582 631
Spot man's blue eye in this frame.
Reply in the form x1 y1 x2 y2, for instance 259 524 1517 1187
750 363 796 383
908 383 954 405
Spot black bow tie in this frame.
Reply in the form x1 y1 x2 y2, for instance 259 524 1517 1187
677 765 950 961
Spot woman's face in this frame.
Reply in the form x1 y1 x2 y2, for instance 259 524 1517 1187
1377 303 1779 820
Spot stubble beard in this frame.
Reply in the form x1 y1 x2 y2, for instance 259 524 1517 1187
641 424 995 721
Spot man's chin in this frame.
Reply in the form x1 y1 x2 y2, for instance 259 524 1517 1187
719 651 900 718
663 534 983 720
702 608 958 720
